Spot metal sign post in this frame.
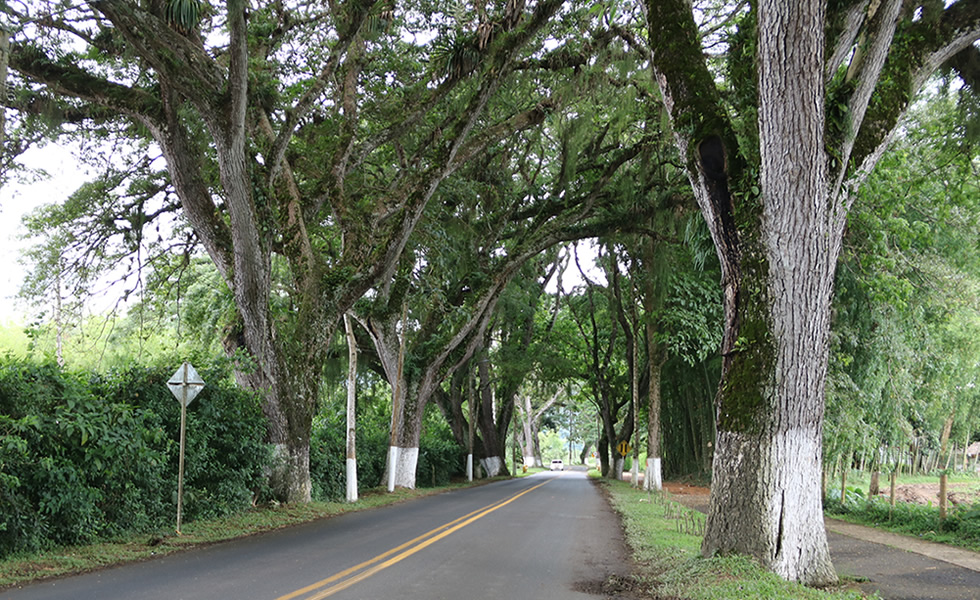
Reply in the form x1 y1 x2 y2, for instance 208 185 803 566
167 362 205 534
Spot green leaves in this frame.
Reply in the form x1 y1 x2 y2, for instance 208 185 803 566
0 358 270 557
826 87 980 464
166 0 202 33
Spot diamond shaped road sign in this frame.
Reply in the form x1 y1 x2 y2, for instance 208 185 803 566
168 362 206 407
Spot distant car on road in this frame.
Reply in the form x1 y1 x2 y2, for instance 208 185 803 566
550 459 564 471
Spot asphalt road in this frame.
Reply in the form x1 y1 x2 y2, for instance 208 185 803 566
1 469 629 600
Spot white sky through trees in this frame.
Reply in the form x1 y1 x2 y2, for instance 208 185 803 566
0 143 86 321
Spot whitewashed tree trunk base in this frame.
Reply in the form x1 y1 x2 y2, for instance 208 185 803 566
480 456 505 477
613 457 625 480
393 446 418 489
269 443 312 503
644 457 662 491
346 458 358 502
386 446 399 492
704 430 836 585
466 454 473 482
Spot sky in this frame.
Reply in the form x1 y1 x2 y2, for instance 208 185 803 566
0 143 88 323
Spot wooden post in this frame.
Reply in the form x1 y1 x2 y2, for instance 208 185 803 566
840 468 847 505
889 469 897 519
939 472 948 522
889 469 897 507
821 467 827 502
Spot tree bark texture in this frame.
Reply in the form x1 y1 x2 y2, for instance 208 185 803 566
705 0 837 584
344 314 359 503
644 346 663 492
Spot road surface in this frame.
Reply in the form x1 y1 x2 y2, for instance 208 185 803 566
1 470 629 600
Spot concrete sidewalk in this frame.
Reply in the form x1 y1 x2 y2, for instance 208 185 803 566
825 517 980 573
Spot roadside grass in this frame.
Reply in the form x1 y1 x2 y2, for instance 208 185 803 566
838 469 980 488
599 479 875 600
825 496 980 553
514 466 546 477
0 481 499 590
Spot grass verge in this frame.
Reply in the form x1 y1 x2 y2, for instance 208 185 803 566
0 482 495 590
598 479 875 600
825 496 980 553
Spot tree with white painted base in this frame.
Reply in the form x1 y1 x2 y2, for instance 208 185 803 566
644 0 980 585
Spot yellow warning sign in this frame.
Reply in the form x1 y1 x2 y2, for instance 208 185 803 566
617 440 631 457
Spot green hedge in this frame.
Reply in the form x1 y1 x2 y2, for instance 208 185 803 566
0 357 470 556
0 359 269 557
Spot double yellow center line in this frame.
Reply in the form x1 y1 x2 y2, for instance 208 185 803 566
275 479 551 600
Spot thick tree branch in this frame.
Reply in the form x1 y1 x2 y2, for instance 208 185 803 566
91 0 225 112
944 44 980 90
826 0 871 80
829 0 903 195
268 0 377 184
644 0 740 290
841 0 980 200
9 43 162 119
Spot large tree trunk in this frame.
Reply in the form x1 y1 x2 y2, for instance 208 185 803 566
700 2 837 585
644 345 663 492
645 0 839 585
389 378 423 489
477 357 510 476
515 388 560 468
223 318 324 503
517 396 538 468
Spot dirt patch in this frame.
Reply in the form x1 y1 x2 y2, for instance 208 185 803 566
876 482 980 507
573 574 684 600
663 482 710 513
663 482 709 496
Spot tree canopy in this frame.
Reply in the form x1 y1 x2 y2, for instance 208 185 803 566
3 0 980 587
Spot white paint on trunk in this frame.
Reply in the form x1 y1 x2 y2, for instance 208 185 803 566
480 456 505 477
644 457 663 491
343 313 358 504
770 429 834 582
386 445 399 492
523 456 535 469
705 428 835 584
393 446 419 489
346 458 358 502
466 454 473 481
